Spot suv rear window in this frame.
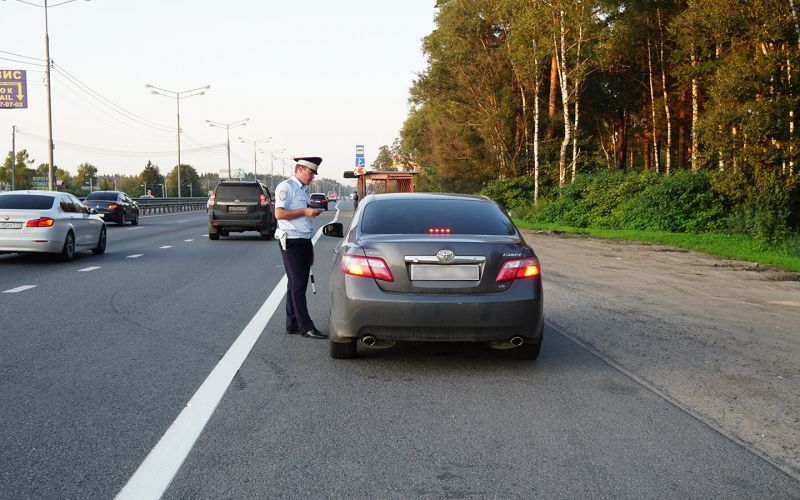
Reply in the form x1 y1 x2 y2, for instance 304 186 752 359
360 199 517 236
85 192 119 201
215 184 263 200
310 194 326 200
0 195 56 210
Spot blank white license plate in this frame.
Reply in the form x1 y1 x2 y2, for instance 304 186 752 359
0 222 22 229
229 206 247 213
410 264 480 281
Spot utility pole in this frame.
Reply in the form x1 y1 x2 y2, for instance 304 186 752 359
11 125 16 191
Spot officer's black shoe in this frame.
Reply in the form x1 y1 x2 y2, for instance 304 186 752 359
285 328 300 335
300 328 328 339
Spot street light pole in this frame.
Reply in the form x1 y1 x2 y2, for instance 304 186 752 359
146 83 209 197
266 148 285 190
238 136 271 184
206 118 248 179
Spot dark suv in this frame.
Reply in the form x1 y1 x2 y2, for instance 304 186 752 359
207 181 276 240
308 193 329 210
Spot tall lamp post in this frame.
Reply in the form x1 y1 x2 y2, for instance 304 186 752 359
4 0 92 190
266 148 285 190
238 136 271 184
145 83 209 197
205 118 248 179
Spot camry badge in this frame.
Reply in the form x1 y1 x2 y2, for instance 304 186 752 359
436 249 455 262
2 216 8 221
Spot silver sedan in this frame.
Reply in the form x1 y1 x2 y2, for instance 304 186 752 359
0 191 106 261
323 193 544 360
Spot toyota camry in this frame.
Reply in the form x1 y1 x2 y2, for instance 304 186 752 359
322 193 543 360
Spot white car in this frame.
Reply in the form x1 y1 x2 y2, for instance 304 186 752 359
0 191 106 261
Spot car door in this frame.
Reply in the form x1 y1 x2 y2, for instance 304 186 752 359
68 194 94 246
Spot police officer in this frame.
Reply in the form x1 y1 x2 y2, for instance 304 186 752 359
274 157 327 339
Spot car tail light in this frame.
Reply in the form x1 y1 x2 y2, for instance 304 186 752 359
208 192 216 207
26 217 55 228
428 227 452 234
342 254 394 282
259 193 267 207
108 203 119 210
496 257 541 282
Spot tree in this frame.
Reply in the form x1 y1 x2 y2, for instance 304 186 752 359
76 162 98 191
372 145 393 169
1 149 35 189
166 164 201 197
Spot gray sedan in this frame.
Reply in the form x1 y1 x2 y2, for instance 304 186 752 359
0 191 106 261
323 193 543 360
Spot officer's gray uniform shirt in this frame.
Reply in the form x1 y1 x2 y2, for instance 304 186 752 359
275 177 313 239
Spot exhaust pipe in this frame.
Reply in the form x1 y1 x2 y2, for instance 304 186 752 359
489 336 526 350
360 335 396 349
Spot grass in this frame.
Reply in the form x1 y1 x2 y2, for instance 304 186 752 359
514 220 800 273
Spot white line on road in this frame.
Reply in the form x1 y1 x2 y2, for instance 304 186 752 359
183 239 194 242
176 220 189 223
116 215 337 500
3 285 37 293
77 266 101 272
127 254 144 259
159 246 172 249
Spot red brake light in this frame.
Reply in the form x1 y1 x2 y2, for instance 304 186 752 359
496 257 541 283
342 254 394 282
428 227 452 234
208 192 216 207
26 217 55 228
259 193 267 206
108 203 119 210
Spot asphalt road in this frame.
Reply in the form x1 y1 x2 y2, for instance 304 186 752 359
1 201 797 498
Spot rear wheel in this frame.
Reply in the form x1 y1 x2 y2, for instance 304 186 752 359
92 227 106 254
60 231 75 261
118 213 126 226
512 341 541 360
131 214 139 226
209 229 220 240
330 340 357 359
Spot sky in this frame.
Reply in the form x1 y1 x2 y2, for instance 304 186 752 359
0 0 436 188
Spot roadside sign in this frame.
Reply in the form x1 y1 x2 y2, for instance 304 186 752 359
0 70 27 109
355 157 365 167
353 167 365 176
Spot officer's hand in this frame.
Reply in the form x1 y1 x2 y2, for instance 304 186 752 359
306 208 322 217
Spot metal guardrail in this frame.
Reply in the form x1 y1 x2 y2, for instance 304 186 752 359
133 197 208 215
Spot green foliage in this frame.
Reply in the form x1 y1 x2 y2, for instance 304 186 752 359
480 176 534 210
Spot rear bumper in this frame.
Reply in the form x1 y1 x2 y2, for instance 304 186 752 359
0 227 67 253
209 215 272 232
330 276 543 343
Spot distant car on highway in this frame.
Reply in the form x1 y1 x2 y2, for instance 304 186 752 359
327 191 338 202
322 193 543 359
83 191 140 225
207 181 276 240
308 193 328 210
0 190 106 261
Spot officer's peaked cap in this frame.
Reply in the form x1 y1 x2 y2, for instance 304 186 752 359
294 156 322 173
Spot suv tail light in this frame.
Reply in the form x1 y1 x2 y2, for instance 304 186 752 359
259 193 268 207
342 254 394 282
208 192 216 207
495 257 540 282
26 217 55 228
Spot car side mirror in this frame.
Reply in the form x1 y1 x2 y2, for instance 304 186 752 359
323 222 343 238
89 208 98 214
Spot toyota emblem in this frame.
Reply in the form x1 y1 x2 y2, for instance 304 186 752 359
436 249 455 262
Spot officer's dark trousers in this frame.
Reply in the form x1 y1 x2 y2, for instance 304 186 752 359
280 238 315 332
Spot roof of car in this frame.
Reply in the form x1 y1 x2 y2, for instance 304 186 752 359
366 192 492 203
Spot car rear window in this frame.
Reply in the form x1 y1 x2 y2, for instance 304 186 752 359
310 194 326 200
85 192 119 201
360 199 517 235
0 195 56 210
215 185 262 200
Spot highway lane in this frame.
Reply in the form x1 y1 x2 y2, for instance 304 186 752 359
2 202 798 498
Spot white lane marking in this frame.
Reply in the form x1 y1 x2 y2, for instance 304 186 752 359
127 254 144 259
202 234 208 237
127 227 143 231
116 219 336 499
3 285 37 293
159 246 172 249
77 266 101 272
184 239 194 242
176 220 189 223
